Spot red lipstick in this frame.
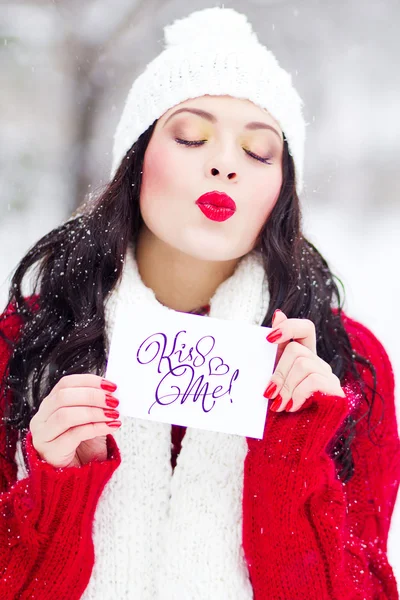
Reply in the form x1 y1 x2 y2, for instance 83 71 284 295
195 191 236 222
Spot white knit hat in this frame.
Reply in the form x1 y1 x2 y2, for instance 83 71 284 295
110 6 307 196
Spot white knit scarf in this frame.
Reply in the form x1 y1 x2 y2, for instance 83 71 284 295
16 243 270 599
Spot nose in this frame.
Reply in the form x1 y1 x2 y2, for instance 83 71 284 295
205 139 239 181
210 167 237 180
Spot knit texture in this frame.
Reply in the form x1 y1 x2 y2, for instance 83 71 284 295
0 245 399 598
110 6 307 196
78 244 268 599
0 300 121 599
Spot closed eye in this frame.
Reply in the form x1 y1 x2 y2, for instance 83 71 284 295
174 138 273 165
175 138 206 147
244 148 273 165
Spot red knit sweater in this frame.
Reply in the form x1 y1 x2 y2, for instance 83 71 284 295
0 301 399 599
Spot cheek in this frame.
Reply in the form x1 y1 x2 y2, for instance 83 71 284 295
141 143 174 197
250 167 283 221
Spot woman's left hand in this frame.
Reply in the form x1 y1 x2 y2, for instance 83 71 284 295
263 309 346 412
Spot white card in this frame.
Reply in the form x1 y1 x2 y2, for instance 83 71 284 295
105 301 278 439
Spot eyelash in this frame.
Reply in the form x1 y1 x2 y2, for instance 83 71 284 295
174 138 273 165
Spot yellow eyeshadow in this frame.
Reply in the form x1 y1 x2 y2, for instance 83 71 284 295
241 133 273 155
200 125 213 137
240 132 266 146
174 122 272 153
180 127 212 139
173 119 212 139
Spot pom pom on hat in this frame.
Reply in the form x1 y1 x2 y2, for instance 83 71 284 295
164 6 259 47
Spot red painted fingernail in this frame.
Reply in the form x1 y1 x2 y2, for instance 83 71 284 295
286 399 294 412
270 395 282 411
104 409 120 419
105 394 119 408
107 421 122 428
101 379 117 392
266 329 282 343
263 382 277 399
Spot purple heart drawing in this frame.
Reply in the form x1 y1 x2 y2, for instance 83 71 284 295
208 356 230 376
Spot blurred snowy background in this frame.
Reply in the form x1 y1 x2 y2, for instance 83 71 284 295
1 0 399 580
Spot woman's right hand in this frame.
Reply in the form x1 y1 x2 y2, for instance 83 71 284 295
29 374 121 469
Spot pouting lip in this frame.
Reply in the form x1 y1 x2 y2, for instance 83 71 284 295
195 191 236 211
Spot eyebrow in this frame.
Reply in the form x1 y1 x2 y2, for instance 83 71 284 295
163 108 283 141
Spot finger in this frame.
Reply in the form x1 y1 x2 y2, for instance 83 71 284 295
288 373 345 412
270 310 289 368
39 404 120 443
267 318 317 354
264 342 314 400
39 421 119 466
271 309 288 328
272 355 332 407
47 374 117 400
32 386 118 424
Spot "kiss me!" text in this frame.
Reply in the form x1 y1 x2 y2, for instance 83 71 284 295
136 329 240 414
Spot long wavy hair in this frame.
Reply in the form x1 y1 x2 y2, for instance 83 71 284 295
0 119 383 484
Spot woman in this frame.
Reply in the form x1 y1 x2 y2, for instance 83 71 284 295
0 6 399 599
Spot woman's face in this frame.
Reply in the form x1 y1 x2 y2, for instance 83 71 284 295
140 94 284 261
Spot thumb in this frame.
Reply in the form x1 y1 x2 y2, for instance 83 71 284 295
272 309 288 327
271 309 288 370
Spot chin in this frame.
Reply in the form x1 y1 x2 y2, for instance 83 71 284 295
177 243 249 263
